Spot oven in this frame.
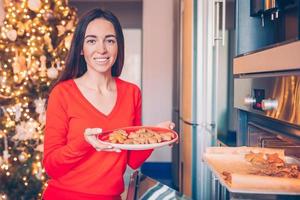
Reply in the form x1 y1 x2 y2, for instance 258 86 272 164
234 72 300 156
211 72 300 199
227 70 300 200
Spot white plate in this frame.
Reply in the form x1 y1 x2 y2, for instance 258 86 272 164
98 126 178 150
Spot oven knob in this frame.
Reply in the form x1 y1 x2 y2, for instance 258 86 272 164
244 96 256 105
261 99 278 111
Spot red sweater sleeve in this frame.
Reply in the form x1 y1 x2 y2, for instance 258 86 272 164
127 88 153 169
43 86 93 179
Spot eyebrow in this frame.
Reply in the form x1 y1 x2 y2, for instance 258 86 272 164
84 34 116 39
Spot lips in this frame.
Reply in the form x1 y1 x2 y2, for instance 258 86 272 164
93 57 109 64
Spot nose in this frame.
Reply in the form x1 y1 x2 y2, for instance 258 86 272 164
96 41 107 54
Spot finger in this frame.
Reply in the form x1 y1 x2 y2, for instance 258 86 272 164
96 147 119 152
84 128 92 136
92 128 102 134
85 128 102 136
87 136 110 150
114 148 121 153
169 122 175 129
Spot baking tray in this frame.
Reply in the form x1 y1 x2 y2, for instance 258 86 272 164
203 147 300 195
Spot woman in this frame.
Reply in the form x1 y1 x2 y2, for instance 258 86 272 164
42 8 174 200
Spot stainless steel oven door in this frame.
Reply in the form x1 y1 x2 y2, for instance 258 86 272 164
234 71 300 128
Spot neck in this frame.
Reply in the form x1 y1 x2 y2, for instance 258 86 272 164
80 71 115 93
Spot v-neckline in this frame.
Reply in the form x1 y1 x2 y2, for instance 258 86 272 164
71 78 121 119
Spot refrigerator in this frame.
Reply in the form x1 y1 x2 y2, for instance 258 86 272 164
177 0 234 199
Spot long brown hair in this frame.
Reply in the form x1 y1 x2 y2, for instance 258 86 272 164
51 8 124 90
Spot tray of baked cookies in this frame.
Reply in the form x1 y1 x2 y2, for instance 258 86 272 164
97 126 178 150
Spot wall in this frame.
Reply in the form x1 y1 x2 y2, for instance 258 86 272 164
69 1 142 29
142 0 174 162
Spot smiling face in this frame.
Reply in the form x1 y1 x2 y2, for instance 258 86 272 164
82 18 118 75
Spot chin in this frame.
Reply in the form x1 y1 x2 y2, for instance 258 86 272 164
93 67 112 74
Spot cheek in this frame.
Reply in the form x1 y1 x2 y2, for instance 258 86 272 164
111 47 118 57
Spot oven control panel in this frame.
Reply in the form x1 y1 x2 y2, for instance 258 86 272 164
253 89 265 110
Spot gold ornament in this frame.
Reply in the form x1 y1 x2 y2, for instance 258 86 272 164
6 29 17 41
28 61 39 74
18 152 28 163
56 25 66 36
44 34 53 51
47 66 58 79
66 18 75 31
27 0 42 12
12 60 21 74
17 23 25 36
64 33 73 50
39 55 47 77
12 55 27 74
24 20 33 32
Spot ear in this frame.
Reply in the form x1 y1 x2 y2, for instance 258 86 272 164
80 49 84 55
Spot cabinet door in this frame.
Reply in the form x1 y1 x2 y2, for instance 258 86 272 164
236 0 276 55
180 0 193 197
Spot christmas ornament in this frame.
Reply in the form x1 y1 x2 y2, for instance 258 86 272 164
3 133 10 161
12 54 27 75
24 20 33 32
39 55 47 77
64 34 73 50
13 120 39 141
17 23 25 36
44 34 53 51
14 104 22 121
32 161 44 180
27 0 42 12
35 144 44 152
28 61 39 74
6 29 17 41
47 65 58 79
57 25 66 36
34 98 46 114
38 112 46 125
66 18 75 31
12 60 21 74
18 55 27 70
62 7 70 17
35 167 43 180
18 152 28 162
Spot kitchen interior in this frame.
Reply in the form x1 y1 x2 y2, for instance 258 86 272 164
1 0 299 199
69 0 300 199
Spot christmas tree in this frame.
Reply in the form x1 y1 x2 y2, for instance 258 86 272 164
0 0 77 199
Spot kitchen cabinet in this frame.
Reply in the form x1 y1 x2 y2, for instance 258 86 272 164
236 0 300 56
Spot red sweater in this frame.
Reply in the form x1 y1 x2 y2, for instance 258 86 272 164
43 78 152 200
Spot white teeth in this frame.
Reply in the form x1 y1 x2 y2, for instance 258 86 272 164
94 58 108 62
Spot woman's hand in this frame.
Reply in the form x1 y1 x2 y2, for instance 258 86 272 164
156 121 178 146
155 121 175 130
84 128 121 152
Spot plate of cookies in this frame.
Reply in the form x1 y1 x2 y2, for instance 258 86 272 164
97 126 178 150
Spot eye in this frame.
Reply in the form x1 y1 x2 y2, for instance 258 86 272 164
105 38 116 44
86 39 96 44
